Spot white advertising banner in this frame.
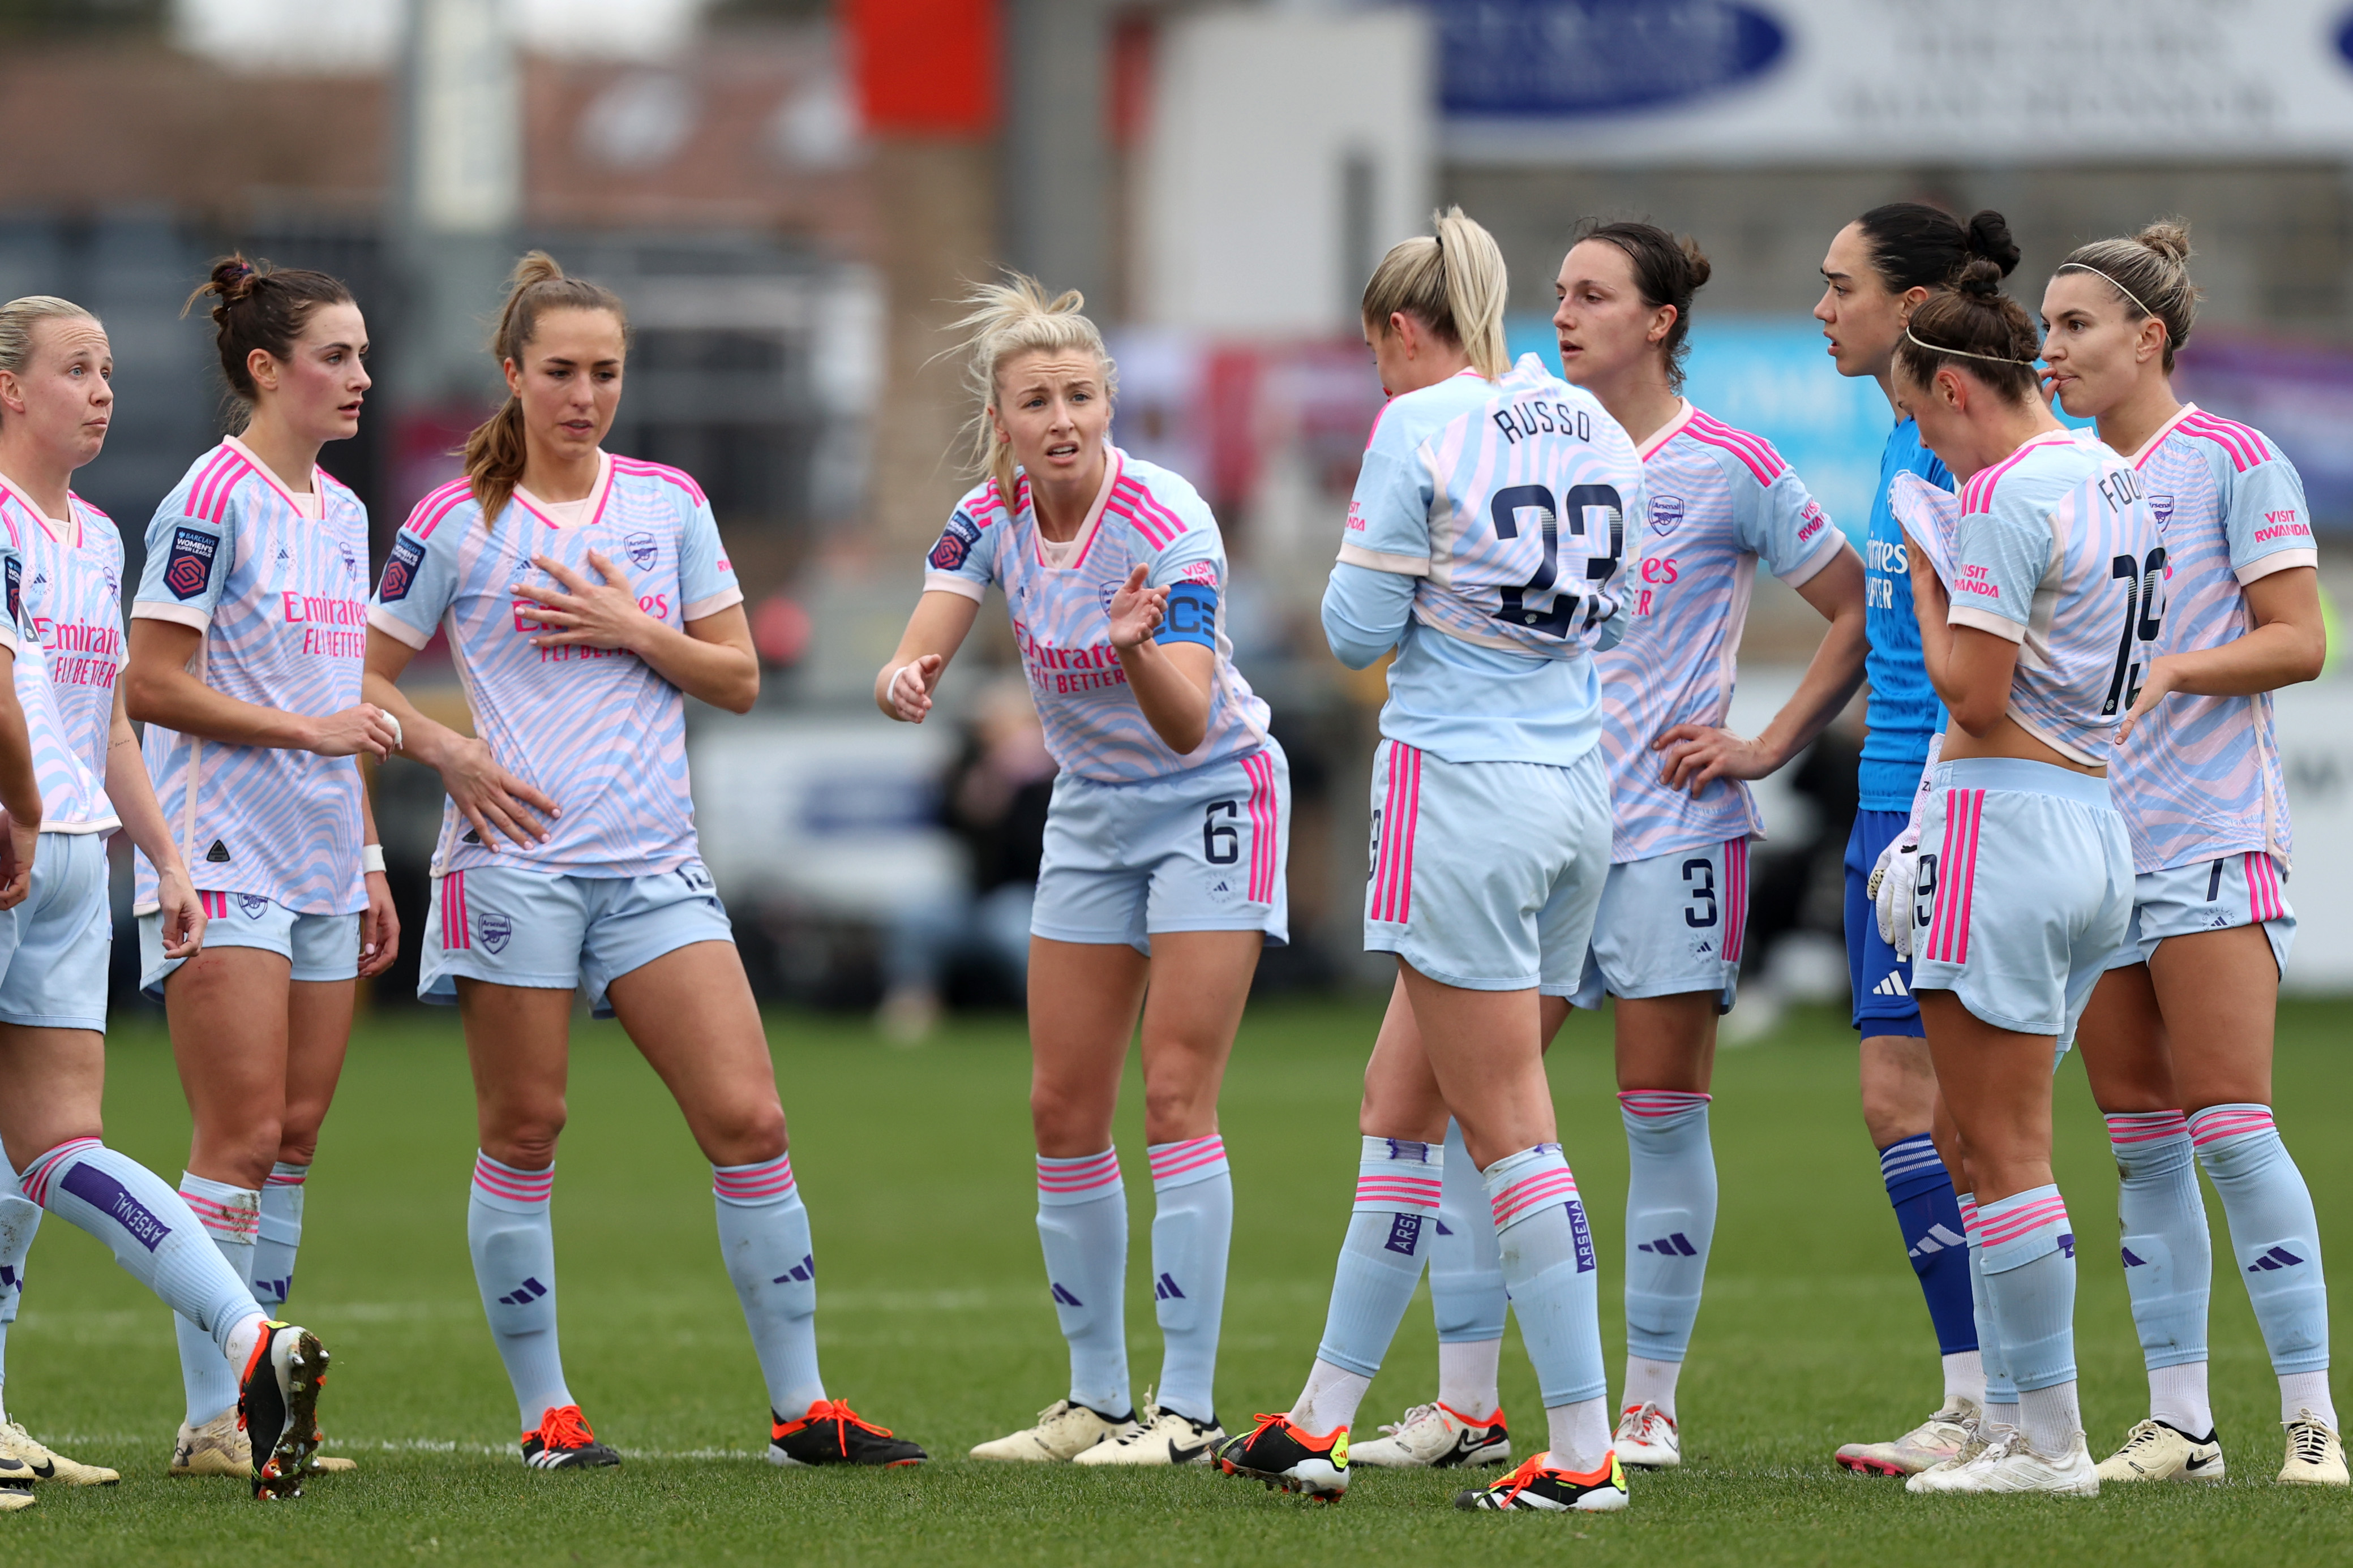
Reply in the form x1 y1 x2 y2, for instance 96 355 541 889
1442 0 2353 165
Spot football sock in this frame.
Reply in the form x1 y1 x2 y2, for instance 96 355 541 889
1311 1137 1443 1390
2149 1360 2214 1437
1943 1350 1985 1411
171 1172 258 1426
0 1174 35 1416
1035 1148 1129 1417
1623 1355 1681 1420
1484 1145 1606 1410
1960 1196 2019 1432
251 1162 308 1309
2279 1370 2337 1429
1438 1338 1502 1423
1431 1119 1508 1344
1975 1185 2079 1458
1879 1132 1978 1355
2189 1106 2331 1413
1621 1090 1715 1369
16 1140 260 1355
466 1152 575 1432
1287 1358 1370 1436
713 1152 826 1419
2104 1110 2210 1371
1545 1397 1613 1476
1146 1135 1231 1424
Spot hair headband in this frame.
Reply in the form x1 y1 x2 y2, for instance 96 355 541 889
2055 261 2157 321
1904 326 2038 369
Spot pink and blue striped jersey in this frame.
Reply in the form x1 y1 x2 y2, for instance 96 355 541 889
1335 354 1644 766
1936 429 2162 767
367 449 744 878
130 438 370 914
1600 403 1846 861
921 446 1270 782
0 475 122 833
2111 405 2313 872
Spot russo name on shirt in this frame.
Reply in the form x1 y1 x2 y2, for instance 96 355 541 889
281 592 368 658
33 619 121 688
1013 617 1129 696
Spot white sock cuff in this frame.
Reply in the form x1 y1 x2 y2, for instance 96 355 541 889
712 1152 798 1208
1483 1145 1576 1234
1147 1135 1230 1191
177 1172 260 1245
1036 1147 1122 1208
472 1152 555 1214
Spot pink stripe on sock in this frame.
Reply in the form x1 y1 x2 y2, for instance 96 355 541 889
473 1153 554 1205
1957 1196 1981 1241
1618 1090 1712 1117
18 1137 101 1209
713 1154 796 1200
2188 1105 2277 1148
2105 1110 2189 1144
178 1190 259 1240
1976 1196 2070 1249
1490 1167 1580 1229
1355 1175 1442 1210
1036 1149 1122 1194
1147 1136 1227 1183
266 1166 308 1187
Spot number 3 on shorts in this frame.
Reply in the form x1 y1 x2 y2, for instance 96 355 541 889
1682 857 1718 929
1203 800 1240 865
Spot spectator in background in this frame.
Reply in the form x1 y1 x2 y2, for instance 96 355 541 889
877 677 1055 1041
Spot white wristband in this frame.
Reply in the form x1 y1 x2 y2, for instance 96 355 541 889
386 711 404 753
362 844 386 874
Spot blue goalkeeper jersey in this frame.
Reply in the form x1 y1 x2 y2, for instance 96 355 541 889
1858 416 1953 811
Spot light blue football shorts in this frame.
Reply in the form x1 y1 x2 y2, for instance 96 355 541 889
1909 757 2132 1045
419 860 735 1018
141 888 362 999
0 831 113 1030
2102 850 2296 977
1365 740 1611 993
1568 838 1751 1013
1032 741 1290 954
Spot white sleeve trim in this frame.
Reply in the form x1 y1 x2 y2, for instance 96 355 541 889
922 572 987 603
1947 604 2026 644
1775 532 1848 590
2237 548 2318 585
130 602 211 632
682 587 745 623
365 604 433 650
1336 542 1431 576
0 625 17 656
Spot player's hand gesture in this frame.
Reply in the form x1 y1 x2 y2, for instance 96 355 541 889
308 702 400 759
153 863 207 960
358 866 400 978
0 810 34 910
515 551 653 652
2114 652 2180 746
882 654 945 723
1105 566 1168 651
438 735 560 849
1653 724 1776 794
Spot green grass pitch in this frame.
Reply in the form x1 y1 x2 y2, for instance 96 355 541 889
3 998 2348 1565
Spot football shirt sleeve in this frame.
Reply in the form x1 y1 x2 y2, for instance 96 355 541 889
2223 452 2319 583
920 500 1002 603
1146 516 1223 651
0 524 22 656
130 497 236 632
1748 468 1846 587
1945 485 2052 645
1335 409 1434 575
366 515 461 651
678 495 746 622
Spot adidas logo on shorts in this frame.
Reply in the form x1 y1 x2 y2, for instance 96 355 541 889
1872 973 1909 997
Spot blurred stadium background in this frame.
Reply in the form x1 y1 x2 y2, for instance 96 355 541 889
12 0 2353 1025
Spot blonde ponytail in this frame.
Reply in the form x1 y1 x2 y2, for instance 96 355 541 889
949 273 1117 506
1361 206 1510 381
462 251 629 527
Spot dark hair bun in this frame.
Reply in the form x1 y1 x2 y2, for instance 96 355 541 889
1954 257 2008 299
1679 234 1713 292
1965 211 2021 277
208 256 259 306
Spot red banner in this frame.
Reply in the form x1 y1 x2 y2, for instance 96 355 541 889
849 0 1000 137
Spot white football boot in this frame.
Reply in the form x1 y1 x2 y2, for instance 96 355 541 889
1072 1404 1225 1466
2279 1410 2350 1486
969 1399 1133 1462
2095 1418 2225 1483
1347 1401 1512 1469
0 1420 117 1484
1913 1431 2098 1496
1613 1402 1681 1469
1838 1398 1977 1477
